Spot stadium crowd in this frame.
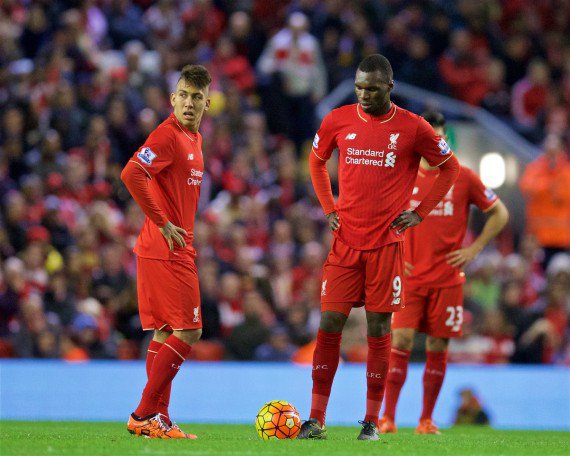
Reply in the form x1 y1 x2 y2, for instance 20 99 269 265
0 0 569 364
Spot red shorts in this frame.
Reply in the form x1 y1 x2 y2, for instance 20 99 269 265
320 238 404 315
392 284 464 337
136 257 202 331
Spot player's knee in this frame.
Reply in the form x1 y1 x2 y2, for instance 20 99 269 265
366 312 392 337
320 312 346 332
426 336 448 352
173 328 202 346
392 329 414 350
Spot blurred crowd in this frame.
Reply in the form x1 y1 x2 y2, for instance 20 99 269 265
0 0 568 364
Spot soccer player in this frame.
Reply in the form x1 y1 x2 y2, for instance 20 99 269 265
299 54 460 441
120 65 211 439
379 111 509 435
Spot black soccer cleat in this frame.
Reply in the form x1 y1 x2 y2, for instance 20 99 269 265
357 420 379 441
297 418 327 440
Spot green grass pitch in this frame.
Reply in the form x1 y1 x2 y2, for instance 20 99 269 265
1 421 568 455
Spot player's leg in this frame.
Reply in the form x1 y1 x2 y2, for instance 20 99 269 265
299 239 364 439
358 242 405 440
380 327 415 433
145 329 172 423
357 311 392 440
416 335 448 435
416 285 462 434
299 310 348 439
381 285 426 432
129 258 200 439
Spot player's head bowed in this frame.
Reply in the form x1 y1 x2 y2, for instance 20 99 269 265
354 54 394 116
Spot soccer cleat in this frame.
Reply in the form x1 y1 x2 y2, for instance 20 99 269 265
297 418 327 439
169 422 198 439
127 413 192 439
415 418 441 435
379 416 397 433
357 420 379 440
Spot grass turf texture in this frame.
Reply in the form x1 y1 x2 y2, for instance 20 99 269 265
1 422 568 455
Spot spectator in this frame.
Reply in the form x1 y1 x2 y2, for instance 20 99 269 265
438 28 489 105
257 12 327 149
511 59 551 136
454 388 490 426
519 134 570 268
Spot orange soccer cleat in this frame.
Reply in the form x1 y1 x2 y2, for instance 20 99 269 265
379 416 398 434
169 422 198 439
415 418 441 435
127 413 196 439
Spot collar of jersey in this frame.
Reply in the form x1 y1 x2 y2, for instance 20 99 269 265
356 103 397 123
171 113 198 141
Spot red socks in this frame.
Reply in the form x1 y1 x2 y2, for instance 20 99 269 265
421 351 447 420
145 340 172 422
135 335 191 418
383 347 411 421
310 330 342 425
363 334 391 426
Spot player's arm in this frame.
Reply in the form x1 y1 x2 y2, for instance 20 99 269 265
391 155 460 234
309 112 339 231
446 200 508 267
391 118 460 234
120 161 187 251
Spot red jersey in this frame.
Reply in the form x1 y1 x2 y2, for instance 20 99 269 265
405 165 499 287
312 103 454 250
128 113 204 261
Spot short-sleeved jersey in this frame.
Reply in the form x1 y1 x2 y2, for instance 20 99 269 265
312 103 454 250
405 165 500 288
130 113 204 261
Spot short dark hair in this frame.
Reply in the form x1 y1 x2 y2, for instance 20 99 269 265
178 64 212 89
422 111 446 128
357 54 393 81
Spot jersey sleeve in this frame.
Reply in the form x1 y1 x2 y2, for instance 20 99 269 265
311 110 337 161
465 167 500 212
414 116 454 167
130 127 176 178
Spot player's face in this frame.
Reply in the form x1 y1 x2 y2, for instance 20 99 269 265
170 80 210 132
354 70 393 116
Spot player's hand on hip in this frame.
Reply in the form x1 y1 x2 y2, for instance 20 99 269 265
446 244 481 268
326 211 340 231
404 261 414 277
390 210 422 234
159 221 187 251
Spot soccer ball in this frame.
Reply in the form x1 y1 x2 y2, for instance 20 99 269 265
255 400 301 440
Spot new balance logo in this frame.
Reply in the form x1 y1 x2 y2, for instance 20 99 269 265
345 133 357 140
188 153 194 160
321 280 327 296
385 152 396 168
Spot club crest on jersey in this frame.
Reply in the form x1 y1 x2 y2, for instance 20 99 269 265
137 147 157 165
438 138 451 155
193 307 200 323
313 133 320 149
485 188 497 201
388 133 400 149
